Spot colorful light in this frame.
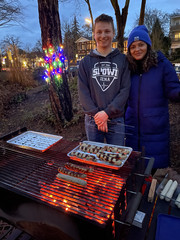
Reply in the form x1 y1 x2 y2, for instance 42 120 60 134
43 44 65 85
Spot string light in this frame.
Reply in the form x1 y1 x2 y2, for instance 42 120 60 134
43 44 65 86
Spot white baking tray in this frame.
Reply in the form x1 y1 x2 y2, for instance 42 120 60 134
7 131 63 152
67 141 132 170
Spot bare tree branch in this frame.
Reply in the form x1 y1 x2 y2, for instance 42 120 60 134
0 0 22 27
110 0 130 52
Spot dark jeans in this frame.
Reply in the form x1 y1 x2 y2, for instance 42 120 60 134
85 114 125 146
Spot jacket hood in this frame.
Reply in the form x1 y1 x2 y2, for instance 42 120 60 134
89 48 120 58
157 51 166 63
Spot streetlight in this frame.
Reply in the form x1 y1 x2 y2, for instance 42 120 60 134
85 18 92 25
85 17 94 49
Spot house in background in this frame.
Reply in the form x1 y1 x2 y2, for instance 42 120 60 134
75 37 128 63
170 14 180 52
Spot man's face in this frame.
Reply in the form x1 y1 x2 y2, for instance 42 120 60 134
94 21 114 51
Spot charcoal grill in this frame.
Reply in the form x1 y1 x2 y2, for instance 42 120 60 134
0 129 154 240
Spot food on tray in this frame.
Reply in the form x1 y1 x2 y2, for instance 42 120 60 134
160 179 173 200
67 141 132 169
65 162 93 173
58 167 87 178
57 173 87 186
79 142 130 155
79 142 102 153
175 193 180 208
69 151 97 161
96 152 123 165
77 142 130 166
165 180 178 202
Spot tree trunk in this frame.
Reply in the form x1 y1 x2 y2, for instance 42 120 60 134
139 0 146 25
37 0 73 124
0 56 2 72
110 0 130 53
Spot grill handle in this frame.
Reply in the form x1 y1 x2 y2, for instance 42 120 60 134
144 157 155 177
125 192 142 224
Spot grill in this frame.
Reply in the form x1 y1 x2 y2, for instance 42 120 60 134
0 129 154 240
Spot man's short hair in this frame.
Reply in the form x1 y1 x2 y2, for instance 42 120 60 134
94 14 115 32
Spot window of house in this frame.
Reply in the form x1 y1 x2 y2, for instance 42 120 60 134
87 42 90 50
82 43 86 50
175 32 180 40
77 43 80 50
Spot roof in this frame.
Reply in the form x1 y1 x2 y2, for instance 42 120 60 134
75 37 92 43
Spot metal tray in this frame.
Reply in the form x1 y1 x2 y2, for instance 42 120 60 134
67 141 132 170
6 131 63 152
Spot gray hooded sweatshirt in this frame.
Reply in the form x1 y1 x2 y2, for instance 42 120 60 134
78 48 131 119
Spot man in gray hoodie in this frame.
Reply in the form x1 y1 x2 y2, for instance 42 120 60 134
78 14 130 145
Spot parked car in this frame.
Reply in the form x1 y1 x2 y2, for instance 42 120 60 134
174 65 180 79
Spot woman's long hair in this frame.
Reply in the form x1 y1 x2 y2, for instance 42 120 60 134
127 45 158 73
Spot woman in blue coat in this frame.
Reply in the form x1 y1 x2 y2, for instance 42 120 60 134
125 25 180 170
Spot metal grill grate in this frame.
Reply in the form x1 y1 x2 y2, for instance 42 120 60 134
0 146 135 226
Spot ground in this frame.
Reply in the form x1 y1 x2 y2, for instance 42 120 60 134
0 83 86 142
0 73 179 173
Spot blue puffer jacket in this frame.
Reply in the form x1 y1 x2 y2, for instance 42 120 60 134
125 51 180 169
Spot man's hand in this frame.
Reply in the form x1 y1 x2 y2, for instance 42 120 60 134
97 121 108 132
94 111 109 132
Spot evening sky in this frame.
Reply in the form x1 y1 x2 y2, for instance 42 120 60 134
1 0 179 49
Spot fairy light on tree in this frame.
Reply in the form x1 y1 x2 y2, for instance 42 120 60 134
43 44 64 87
38 0 73 124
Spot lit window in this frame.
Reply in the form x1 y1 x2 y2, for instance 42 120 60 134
175 33 180 39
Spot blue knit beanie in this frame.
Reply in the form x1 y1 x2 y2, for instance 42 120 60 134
127 25 152 48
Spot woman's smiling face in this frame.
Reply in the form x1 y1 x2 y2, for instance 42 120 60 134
129 40 148 60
